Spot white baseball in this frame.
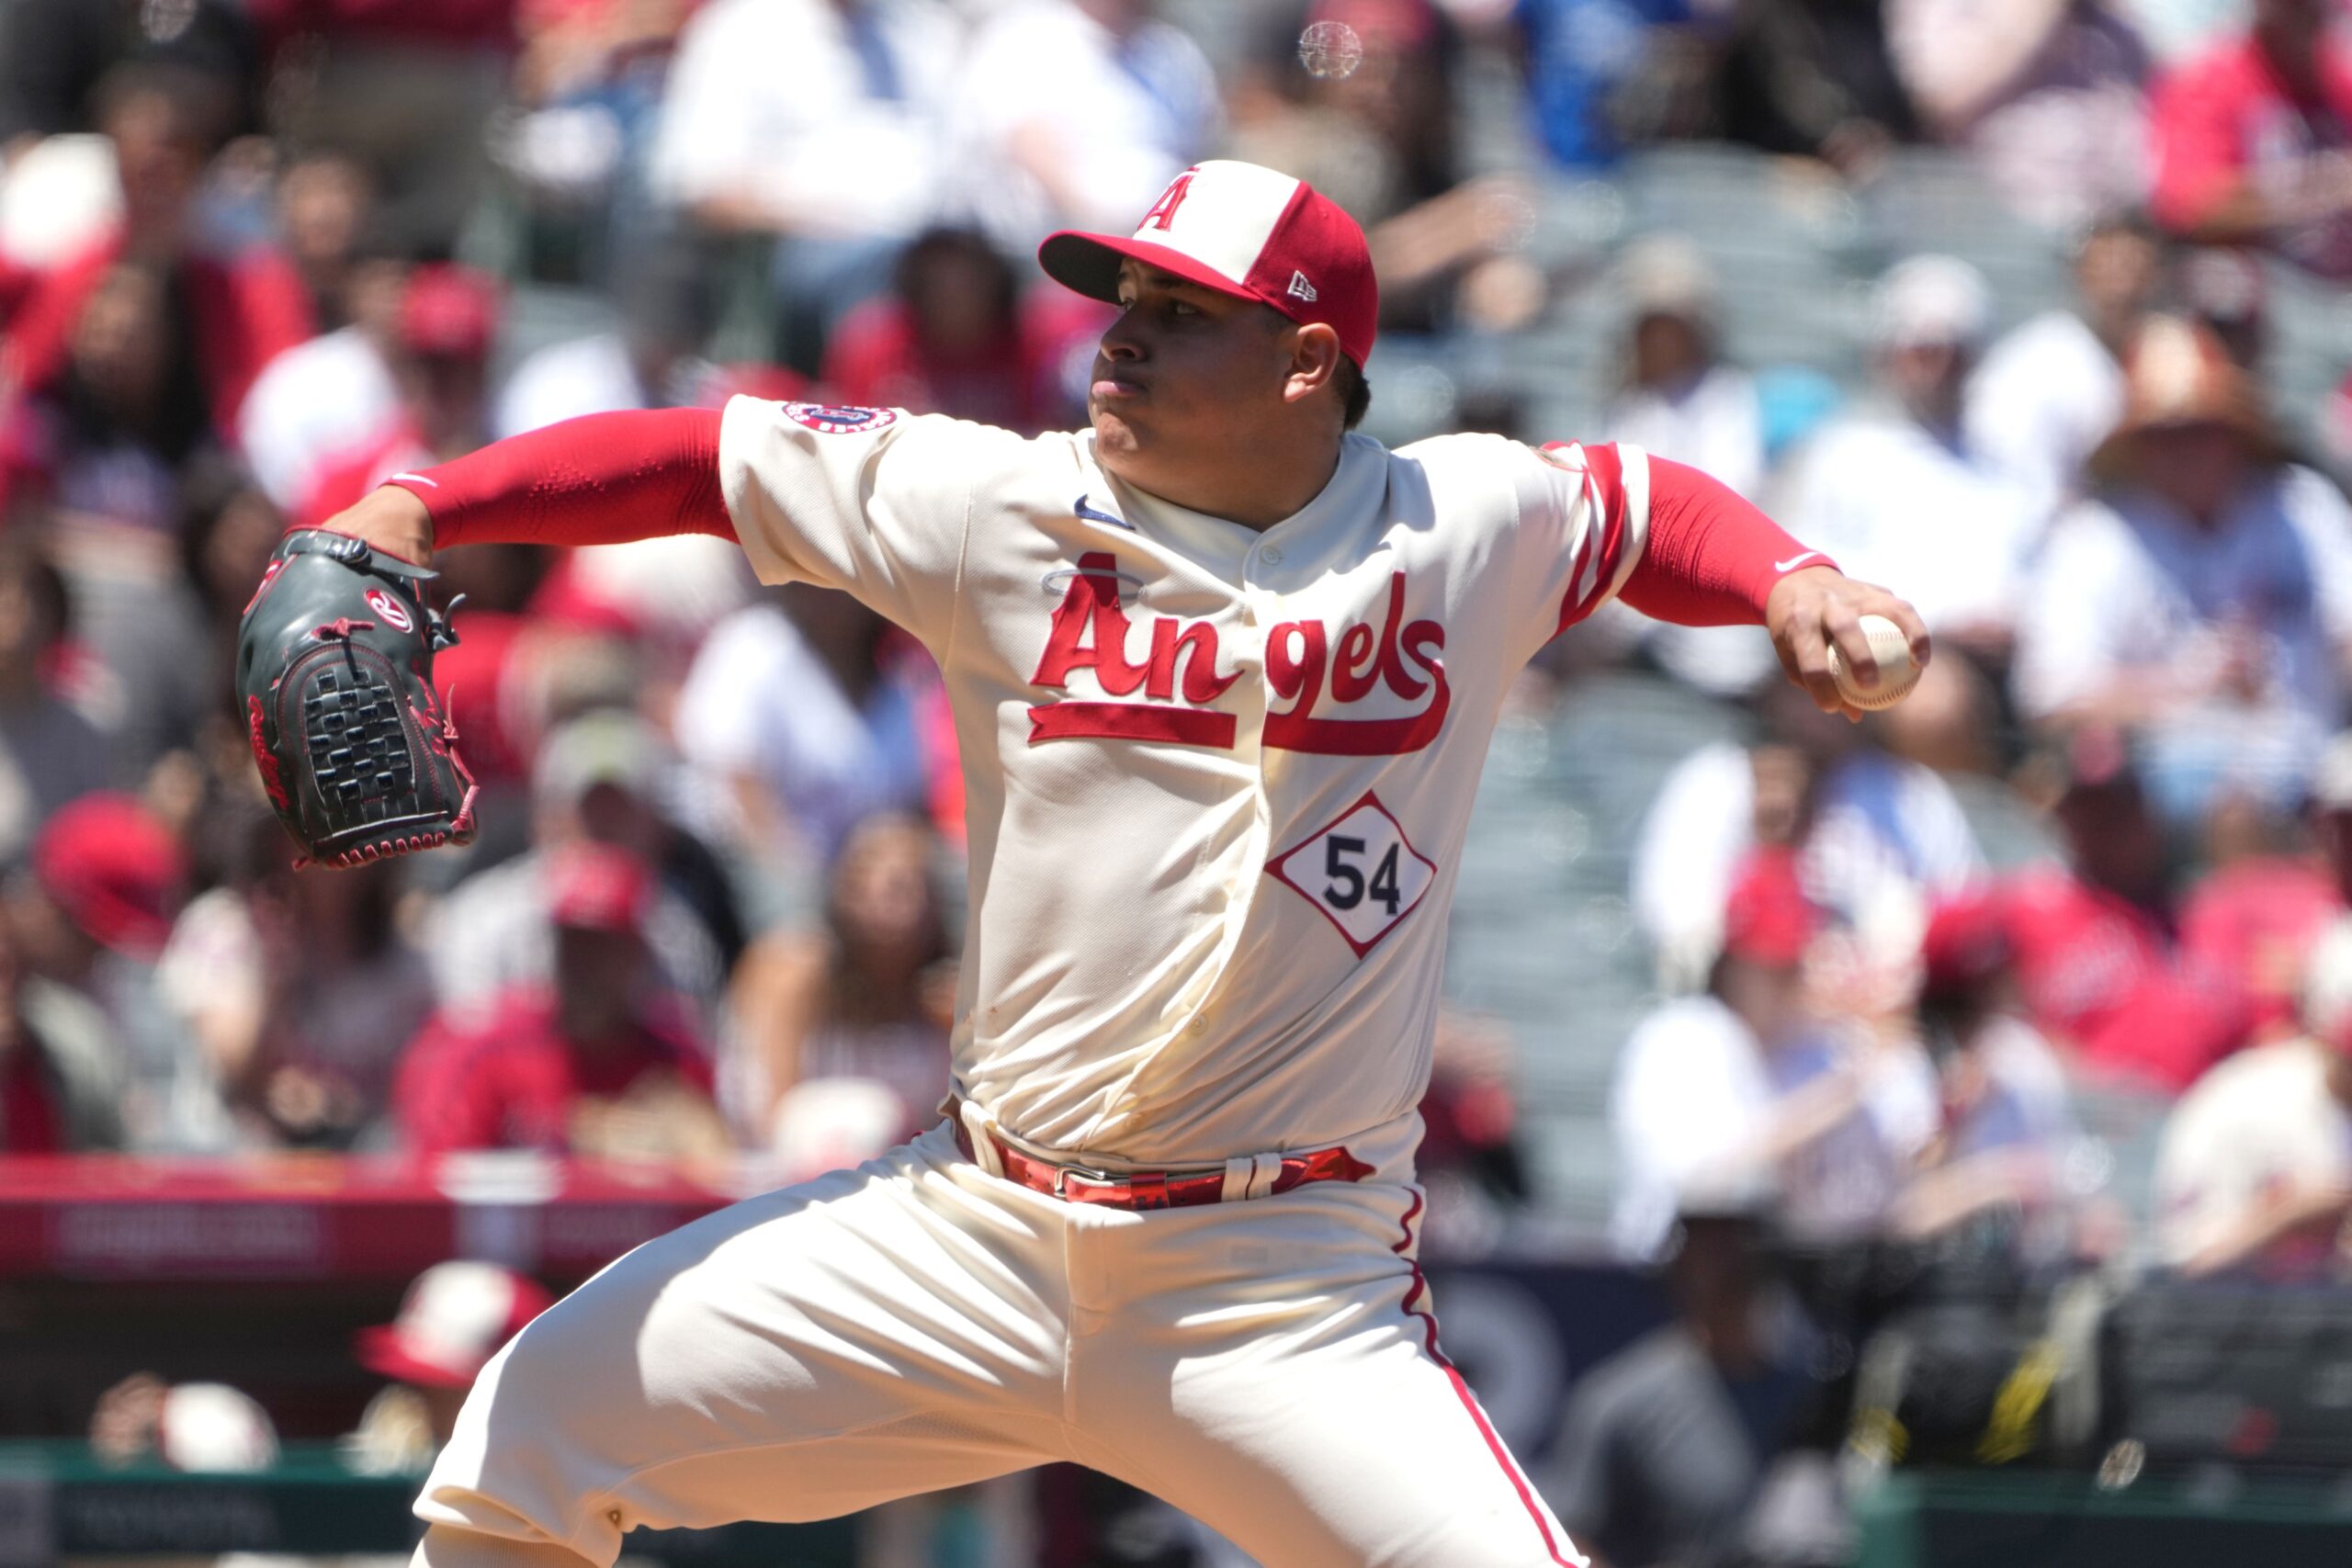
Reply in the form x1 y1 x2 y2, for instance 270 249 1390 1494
1826 615 1921 710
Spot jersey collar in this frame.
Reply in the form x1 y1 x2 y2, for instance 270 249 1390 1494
1085 434 1388 584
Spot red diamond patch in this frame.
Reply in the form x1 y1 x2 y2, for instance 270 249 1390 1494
1267 790 1438 957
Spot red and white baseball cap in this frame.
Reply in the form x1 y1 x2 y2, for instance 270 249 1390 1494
356 1261 556 1388
1039 160 1379 367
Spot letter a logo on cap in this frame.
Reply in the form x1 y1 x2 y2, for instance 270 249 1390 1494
1036 160 1381 368
1141 171 1195 232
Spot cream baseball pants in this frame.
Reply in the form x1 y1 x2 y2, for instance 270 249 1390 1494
414 1120 1584 1567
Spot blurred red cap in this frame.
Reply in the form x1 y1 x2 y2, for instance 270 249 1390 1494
1722 849 1815 968
546 843 651 936
33 794 185 957
400 265 500 359
356 1261 553 1389
1920 890 2013 996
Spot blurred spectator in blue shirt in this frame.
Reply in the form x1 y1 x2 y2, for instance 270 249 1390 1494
2014 316 2352 829
1515 0 1702 169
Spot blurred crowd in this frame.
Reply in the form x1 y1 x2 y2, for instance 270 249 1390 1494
0 0 2351 1563
0 0 2347 1253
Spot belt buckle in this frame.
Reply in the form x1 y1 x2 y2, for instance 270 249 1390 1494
1051 1161 1122 1201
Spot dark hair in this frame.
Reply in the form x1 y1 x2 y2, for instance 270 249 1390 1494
895 226 1019 320
0 536 70 649
1334 355 1372 431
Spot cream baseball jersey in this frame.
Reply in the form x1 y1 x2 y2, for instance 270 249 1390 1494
720 397 1649 1166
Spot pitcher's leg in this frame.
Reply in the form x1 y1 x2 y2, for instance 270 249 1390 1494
418 1127 1069 1565
413 1523 594 1567
1086 1190 1583 1568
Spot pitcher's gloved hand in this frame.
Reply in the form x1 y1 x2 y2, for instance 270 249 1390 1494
235 528 476 867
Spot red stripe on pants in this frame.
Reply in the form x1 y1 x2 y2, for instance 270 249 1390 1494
1392 1190 1585 1566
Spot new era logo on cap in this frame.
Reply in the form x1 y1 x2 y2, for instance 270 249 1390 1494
1038 161 1379 367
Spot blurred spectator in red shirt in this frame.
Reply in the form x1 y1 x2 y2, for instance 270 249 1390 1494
2149 0 2352 277
426 709 731 1027
346 1260 554 1471
2181 730 2352 1043
821 227 1072 434
2176 734 2352 1040
298 264 500 525
2 63 311 443
727 813 953 1175
397 843 726 1158
1999 727 2249 1091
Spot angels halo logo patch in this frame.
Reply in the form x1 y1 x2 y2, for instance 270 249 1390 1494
781 402 900 435
364 588 413 633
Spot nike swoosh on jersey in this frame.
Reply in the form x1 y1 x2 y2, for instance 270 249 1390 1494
1073 494 1131 530
1772 551 1823 573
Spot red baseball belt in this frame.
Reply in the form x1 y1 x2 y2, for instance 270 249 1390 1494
947 1103 1374 1212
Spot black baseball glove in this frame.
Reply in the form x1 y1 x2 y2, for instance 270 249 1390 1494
236 529 477 867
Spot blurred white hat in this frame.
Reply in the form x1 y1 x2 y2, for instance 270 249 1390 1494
2312 730 2352 812
159 1382 278 1473
1618 235 1721 329
357 1261 554 1389
1871 255 1991 351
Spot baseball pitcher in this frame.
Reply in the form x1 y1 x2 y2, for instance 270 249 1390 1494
241 161 1927 1566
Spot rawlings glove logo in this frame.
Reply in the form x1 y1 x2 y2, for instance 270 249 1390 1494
364 587 413 632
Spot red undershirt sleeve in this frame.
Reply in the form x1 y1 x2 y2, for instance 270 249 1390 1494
380 407 733 551
1615 455 1836 626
